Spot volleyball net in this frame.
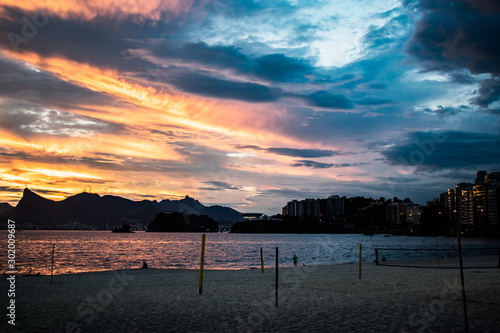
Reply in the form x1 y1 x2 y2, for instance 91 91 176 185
374 247 500 269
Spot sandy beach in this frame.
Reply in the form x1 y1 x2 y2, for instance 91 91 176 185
1 256 499 333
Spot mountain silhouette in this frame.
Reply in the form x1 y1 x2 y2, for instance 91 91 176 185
0 202 12 214
0 188 242 229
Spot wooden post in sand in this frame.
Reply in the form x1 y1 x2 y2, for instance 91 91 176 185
260 247 264 273
436 239 440 267
456 227 468 331
275 247 278 306
50 244 55 285
497 248 500 268
358 243 362 279
199 234 206 295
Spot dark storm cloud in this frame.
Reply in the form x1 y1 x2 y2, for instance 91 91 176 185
405 0 500 107
303 91 355 109
381 130 500 171
140 40 315 82
473 78 500 108
165 72 282 102
406 0 500 76
251 53 313 82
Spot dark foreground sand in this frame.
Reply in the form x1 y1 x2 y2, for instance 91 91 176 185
1 256 499 332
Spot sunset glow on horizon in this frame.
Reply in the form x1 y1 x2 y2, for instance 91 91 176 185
1 0 499 213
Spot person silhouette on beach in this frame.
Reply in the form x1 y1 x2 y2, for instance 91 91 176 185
141 261 148 269
293 254 298 267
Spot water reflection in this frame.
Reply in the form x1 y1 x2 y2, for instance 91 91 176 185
0 231 499 275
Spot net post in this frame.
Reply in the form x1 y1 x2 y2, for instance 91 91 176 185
436 239 440 267
358 243 362 279
374 248 379 265
275 247 278 306
457 227 468 331
50 244 55 285
199 234 206 295
260 247 264 273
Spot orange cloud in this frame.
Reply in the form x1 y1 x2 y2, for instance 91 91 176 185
0 47 358 208
0 0 197 21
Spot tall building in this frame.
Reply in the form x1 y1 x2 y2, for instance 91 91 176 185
473 184 488 231
456 183 474 229
386 202 406 224
406 206 422 225
487 186 500 230
475 171 487 185
445 171 500 233
303 198 320 218
486 172 500 231
324 195 344 217
283 196 343 220
444 189 457 227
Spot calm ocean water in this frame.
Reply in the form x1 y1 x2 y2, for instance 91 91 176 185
1 230 500 275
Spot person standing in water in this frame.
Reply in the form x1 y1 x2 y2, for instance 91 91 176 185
293 254 298 267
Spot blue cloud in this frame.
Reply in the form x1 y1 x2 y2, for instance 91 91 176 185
146 40 314 83
405 0 500 107
236 145 346 158
355 97 394 106
290 160 367 169
267 147 344 158
165 72 282 102
381 131 500 171
251 53 313 82
304 91 355 109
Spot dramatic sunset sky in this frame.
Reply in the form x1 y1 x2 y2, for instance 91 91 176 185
0 0 499 214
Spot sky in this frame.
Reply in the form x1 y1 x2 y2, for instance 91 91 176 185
0 0 499 214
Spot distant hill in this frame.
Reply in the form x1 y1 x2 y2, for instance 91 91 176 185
0 202 12 214
0 188 243 229
147 212 218 232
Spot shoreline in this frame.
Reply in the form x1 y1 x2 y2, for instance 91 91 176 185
5 228 500 238
3 254 499 277
2 257 499 332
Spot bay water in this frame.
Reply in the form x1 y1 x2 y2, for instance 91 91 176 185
1 230 499 275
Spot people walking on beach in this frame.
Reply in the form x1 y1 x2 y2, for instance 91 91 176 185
293 254 298 267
